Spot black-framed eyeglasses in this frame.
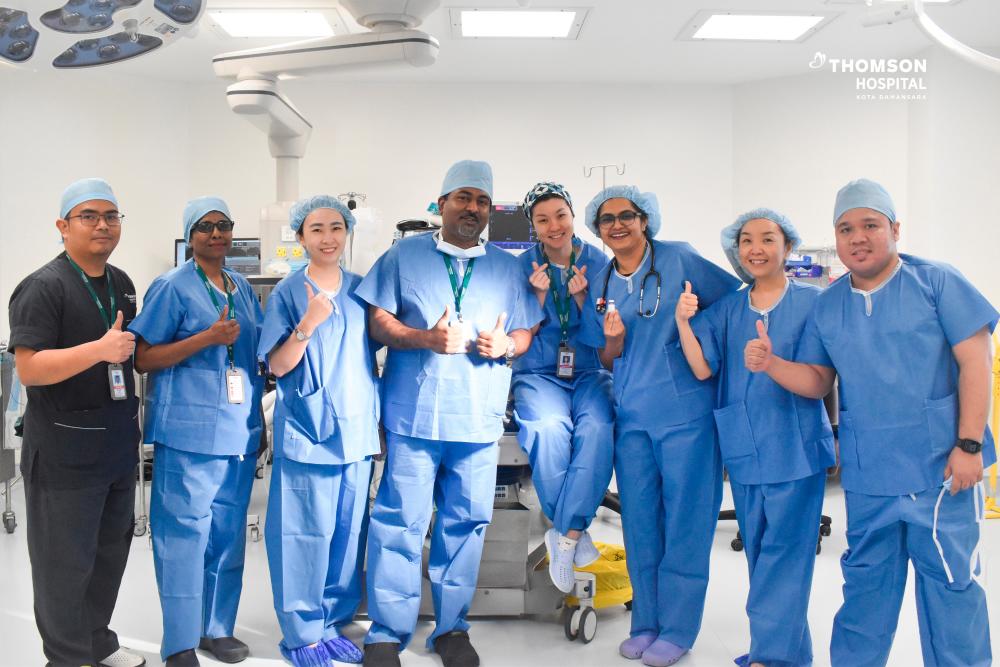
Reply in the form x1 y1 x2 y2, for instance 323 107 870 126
67 212 124 227
192 219 235 234
597 210 642 228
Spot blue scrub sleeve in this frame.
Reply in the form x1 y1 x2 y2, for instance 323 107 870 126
508 269 544 332
129 277 182 345
355 246 402 315
931 262 999 346
690 302 723 377
794 309 834 368
680 243 741 308
257 286 295 363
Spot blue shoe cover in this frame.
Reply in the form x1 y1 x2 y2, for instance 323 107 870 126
323 636 363 664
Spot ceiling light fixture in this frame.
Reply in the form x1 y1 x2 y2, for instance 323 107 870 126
678 10 837 43
450 8 588 39
208 9 336 38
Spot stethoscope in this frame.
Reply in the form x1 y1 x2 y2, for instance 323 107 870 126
595 240 662 318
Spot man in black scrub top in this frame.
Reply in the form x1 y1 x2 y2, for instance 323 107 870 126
8 178 145 667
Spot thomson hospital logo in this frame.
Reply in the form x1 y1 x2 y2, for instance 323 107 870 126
809 52 928 101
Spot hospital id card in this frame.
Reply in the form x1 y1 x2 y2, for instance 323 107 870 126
451 318 475 351
226 369 245 404
557 345 575 379
108 363 127 401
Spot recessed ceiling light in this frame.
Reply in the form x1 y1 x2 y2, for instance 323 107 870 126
451 8 588 39
678 11 837 42
208 9 336 38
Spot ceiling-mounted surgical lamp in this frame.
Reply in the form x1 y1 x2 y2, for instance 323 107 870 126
0 0 204 69
863 0 1000 75
212 0 439 193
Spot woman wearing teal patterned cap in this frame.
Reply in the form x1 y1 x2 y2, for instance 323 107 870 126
511 182 615 593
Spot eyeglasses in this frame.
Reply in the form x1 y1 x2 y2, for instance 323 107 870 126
67 212 124 227
192 219 235 234
597 210 642 228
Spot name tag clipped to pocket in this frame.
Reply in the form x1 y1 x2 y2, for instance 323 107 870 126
226 368 245 404
108 363 128 401
556 344 575 379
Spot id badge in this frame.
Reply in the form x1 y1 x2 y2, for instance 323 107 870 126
108 363 128 401
557 345 575 379
226 369 245 404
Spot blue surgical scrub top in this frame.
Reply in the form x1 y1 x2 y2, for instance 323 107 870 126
578 240 740 433
692 280 836 485
796 254 999 496
356 233 543 443
257 267 381 465
513 239 609 376
130 261 265 456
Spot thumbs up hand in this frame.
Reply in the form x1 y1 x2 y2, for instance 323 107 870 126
204 303 241 346
99 310 136 363
744 319 773 372
299 281 334 336
675 281 699 324
427 305 468 355
477 312 510 359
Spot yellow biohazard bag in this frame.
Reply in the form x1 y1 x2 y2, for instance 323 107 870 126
566 542 632 609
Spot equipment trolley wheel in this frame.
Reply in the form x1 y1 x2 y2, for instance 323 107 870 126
3 511 15 534
731 537 744 551
563 605 581 641
133 516 147 537
578 607 597 644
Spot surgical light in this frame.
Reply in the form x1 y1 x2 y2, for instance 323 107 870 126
1 0 204 68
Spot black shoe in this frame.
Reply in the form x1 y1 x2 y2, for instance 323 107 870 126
433 631 479 667
198 637 249 664
164 649 200 667
362 642 401 667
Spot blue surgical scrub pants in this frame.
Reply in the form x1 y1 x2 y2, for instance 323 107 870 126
831 485 991 667
614 413 723 649
365 432 498 650
150 445 257 660
512 371 614 534
731 472 826 667
265 456 372 651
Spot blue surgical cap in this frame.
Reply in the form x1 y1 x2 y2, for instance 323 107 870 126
833 178 896 225
289 195 357 233
584 185 661 238
440 160 493 200
183 196 232 241
60 178 118 218
721 207 802 284
522 181 574 220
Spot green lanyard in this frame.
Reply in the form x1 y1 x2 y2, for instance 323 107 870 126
442 254 476 320
194 262 237 367
541 244 576 344
64 254 116 330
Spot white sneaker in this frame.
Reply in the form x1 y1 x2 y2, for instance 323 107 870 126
98 648 146 667
574 531 601 568
545 528 577 593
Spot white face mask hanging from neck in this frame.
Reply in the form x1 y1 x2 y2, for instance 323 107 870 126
434 231 487 259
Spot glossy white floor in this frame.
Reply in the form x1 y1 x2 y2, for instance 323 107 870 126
2 474 999 667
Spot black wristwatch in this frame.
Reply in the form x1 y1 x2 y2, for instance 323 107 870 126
956 438 983 454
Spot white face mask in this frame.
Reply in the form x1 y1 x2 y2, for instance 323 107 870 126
434 231 486 259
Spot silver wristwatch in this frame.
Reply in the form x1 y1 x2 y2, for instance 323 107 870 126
504 337 516 364
294 327 310 342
